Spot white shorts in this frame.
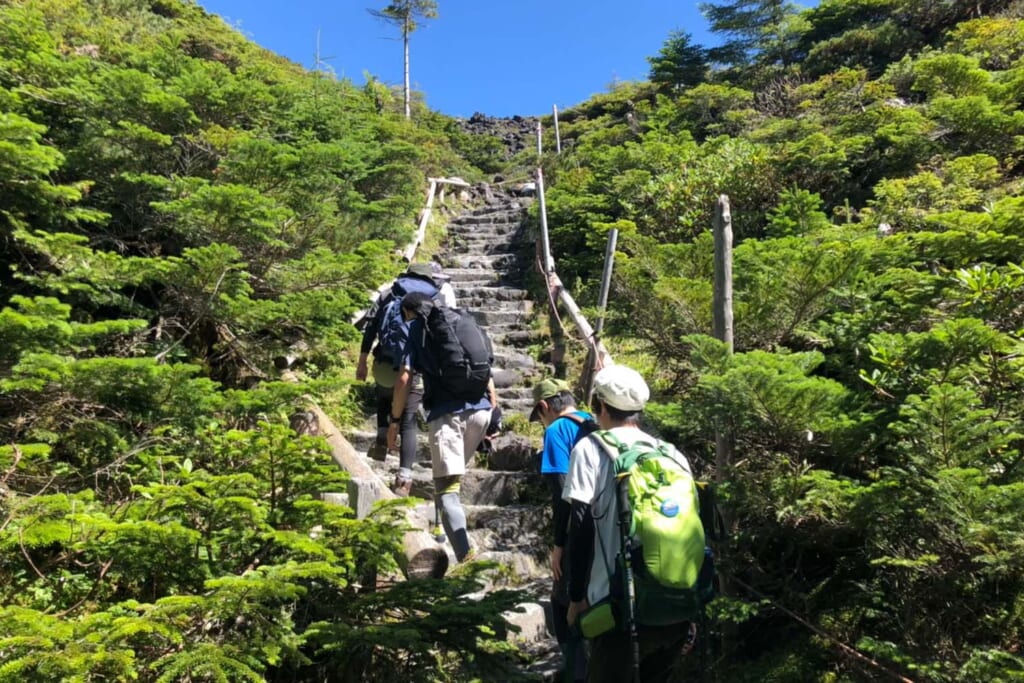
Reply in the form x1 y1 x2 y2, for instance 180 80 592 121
428 408 492 478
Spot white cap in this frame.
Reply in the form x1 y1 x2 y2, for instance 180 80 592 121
593 364 650 412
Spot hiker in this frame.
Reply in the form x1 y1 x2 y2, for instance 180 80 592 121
355 263 449 494
564 364 696 683
530 377 593 683
386 291 494 562
430 260 458 308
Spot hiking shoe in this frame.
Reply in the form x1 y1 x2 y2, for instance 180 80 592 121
392 474 413 497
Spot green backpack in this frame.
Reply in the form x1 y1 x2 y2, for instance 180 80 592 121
596 431 713 627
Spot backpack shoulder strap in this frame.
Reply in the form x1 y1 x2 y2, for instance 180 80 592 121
593 430 665 473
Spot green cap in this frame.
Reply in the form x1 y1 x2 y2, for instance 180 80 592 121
406 263 435 279
529 378 573 422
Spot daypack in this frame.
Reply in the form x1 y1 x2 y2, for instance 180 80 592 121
595 431 715 627
375 274 440 366
424 305 493 403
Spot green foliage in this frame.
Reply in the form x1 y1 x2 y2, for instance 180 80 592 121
0 2 531 682
765 187 832 238
543 1 1024 679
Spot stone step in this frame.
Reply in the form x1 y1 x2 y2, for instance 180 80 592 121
449 253 524 270
455 287 530 302
447 239 521 255
453 212 522 225
503 398 537 417
453 283 527 298
490 329 540 348
493 349 540 371
443 268 502 283
471 308 531 326
467 503 548 543
448 221 520 234
460 298 531 313
470 203 526 217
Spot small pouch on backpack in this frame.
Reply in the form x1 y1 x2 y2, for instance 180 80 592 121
577 597 620 639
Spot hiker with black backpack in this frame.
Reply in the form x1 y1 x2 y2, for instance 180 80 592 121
355 263 450 495
564 364 707 683
530 377 596 683
386 291 494 562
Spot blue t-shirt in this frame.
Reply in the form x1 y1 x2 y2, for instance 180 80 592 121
402 317 491 422
540 410 593 474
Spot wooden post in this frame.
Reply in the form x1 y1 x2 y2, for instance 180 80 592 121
593 228 618 339
536 168 554 273
553 104 562 155
712 195 734 526
713 195 734 351
403 179 438 262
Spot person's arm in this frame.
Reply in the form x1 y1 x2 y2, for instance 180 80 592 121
549 473 570 547
356 294 387 381
487 377 497 407
565 499 594 625
566 499 594 603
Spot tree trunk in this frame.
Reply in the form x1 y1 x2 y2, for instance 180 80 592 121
403 14 411 119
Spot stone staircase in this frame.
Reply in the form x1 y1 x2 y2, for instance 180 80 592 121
348 184 563 678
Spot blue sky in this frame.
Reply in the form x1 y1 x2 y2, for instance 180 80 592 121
196 0 723 118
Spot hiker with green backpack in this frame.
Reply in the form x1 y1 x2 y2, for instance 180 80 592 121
564 364 711 683
530 377 597 683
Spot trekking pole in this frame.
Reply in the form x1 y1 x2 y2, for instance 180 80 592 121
617 473 641 683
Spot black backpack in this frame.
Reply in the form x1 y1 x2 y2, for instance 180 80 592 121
424 305 493 403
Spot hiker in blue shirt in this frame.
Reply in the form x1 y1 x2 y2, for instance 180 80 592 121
387 291 494 562
530 377 594 683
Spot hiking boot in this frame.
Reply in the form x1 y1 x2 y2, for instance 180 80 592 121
392 474 413 497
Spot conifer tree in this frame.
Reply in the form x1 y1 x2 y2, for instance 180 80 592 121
700 0 799 69
369 1 439 119
647 30 709 93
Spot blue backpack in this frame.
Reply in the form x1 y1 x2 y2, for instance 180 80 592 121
376 274 439 367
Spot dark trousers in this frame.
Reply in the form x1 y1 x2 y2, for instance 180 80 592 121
375 373 423 471
552 596 588 682
587 623 689 683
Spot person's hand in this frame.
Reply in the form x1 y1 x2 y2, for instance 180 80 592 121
355 358 368 382
566 599 589 627
550 546 563 581
386 422 399 451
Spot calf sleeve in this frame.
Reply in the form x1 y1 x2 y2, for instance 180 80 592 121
436 477 471 561
440 493 470 561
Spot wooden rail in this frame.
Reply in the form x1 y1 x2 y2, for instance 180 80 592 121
534 165 613 393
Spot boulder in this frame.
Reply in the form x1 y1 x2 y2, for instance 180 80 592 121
487 433 536 472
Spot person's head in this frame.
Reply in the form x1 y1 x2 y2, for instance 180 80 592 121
405 262 436 282
529 378 576 426
589 364 649 428
429 260 451 282
400 291 434 321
